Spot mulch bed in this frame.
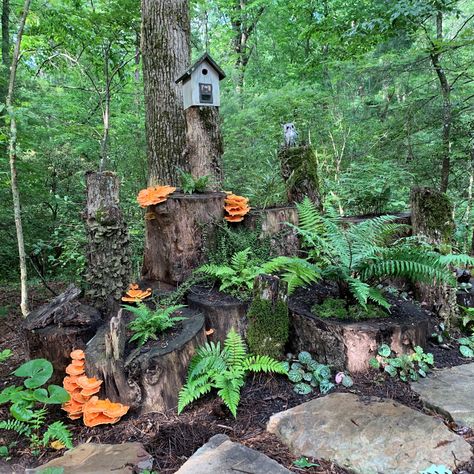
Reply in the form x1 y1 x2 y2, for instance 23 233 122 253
1 283 473 473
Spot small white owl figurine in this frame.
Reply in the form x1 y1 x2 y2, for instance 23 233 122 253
283 122 298 147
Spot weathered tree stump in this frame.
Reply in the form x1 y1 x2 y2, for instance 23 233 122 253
86 308 205 414
187 285 248 343
410 187 457 325
24 285 102 383
84 171 131 314
183 107 223 190
278 145 322 208
142 192 226 284
289 300 430 373
242 206 300 256
247 274 289 358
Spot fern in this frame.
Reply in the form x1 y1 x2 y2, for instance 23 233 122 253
41 421 73 449
178 329 287 417
0 419 32 437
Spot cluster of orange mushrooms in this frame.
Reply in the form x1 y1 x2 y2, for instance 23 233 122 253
121 283 152 302
224 193 250 222
62 350 129 427
137 185 176 207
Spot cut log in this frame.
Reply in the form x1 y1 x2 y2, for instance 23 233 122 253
84 171 131 314
142 192 226 284
183 107 223 190
242 206 299 256
247 275 289 358
86 308 206 414
24 285 102 383
187 285 248 344
277 145 322 208
289 298 430 373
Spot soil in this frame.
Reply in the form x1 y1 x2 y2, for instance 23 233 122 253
1 283 473 473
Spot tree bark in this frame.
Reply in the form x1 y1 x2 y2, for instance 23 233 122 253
84 172 131 314
183 107 224 190
0 0 10 120
141 0 190 186
7 0 31 317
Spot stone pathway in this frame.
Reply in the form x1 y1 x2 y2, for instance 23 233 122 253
31 442 153 474
267 392 472 474
176 434 292 473
411 362 474 430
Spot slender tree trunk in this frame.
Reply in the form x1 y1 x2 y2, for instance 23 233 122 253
0 0 10 136
141 0 190 186
430 12 452 193
99 45 110 171
7 0 31 317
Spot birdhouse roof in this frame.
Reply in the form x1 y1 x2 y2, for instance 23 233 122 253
175 53 226 83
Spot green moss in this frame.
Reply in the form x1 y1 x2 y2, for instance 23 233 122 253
312 298 388 321
247 297 289 358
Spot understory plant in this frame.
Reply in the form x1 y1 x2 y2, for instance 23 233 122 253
178 329 287 417
178 169 210 194
369 344 434 382
123 302 187 347
0 359 72 453
283 352 334 395
293 197 474 310
0 348 12 362
458 334 474 358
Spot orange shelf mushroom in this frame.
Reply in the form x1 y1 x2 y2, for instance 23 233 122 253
121 283 152 302
137 185 176 208
224 193 250 223
62 349 129 427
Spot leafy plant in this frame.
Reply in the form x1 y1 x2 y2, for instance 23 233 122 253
458 334 474 358
0 348 12 363
293 197 473 310
178 169 210 194
312 297 388 321
178 329 287 417
0 359 72 453
335 371 354 387
123 302 187 347
459 306 474 332
419 465 452 474
293 456 319 468
283 352 334 395
369 345 434 382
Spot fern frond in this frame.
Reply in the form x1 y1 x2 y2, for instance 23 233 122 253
224 330 247 368
0 419 31 436
42 421 73 449
243 355 288 374
295 197 323 232
214 369 245 418
177 376 213 414
347 278 371 308
438 253 474 267
230 248 252 270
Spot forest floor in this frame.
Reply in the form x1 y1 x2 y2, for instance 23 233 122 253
0 283 473 473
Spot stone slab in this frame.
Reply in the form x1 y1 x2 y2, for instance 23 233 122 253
30 442 153 474
411 363 474 430
176 434 292 474
267 392 472 474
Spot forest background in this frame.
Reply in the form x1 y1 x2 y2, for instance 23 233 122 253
0 0 473 285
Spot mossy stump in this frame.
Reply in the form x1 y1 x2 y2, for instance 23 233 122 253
247 274 289 359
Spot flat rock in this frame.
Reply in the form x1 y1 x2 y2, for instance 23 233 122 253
267 392 472 474
411 363 474 430
176 434 291 474
29 442 153 474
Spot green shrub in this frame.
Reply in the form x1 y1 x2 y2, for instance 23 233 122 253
178 169 210 194
246 297 289 359
458 335 474 358
312 298 388 321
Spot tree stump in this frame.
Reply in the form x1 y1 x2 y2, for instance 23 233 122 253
247 275 289 358
410 187 457 325
84 171 131 314
187 285 248 343
242 206 300 256
24 285 102 384
184 107 224 190
86 308 206 414
142 192 226 284
278 145 322 208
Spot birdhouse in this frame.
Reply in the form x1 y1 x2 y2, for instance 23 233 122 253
175 53 226 110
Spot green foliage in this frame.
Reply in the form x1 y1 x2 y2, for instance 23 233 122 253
293 456 319 468
283 352 334 395
0 349 12 363
178 329 287 417
123 303 187 347
246 297 289 359
369 345 434 382
178 169 210 194
458 335 474 358
0 359 72 453
294 197 470 309
459 306 474 333
312 297 388 321
419 465 452 474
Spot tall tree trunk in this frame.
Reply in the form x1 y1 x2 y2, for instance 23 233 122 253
7 0 31 317
430 12 452 193
99 44 110 172
141 0 190 186
1 0 10 104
